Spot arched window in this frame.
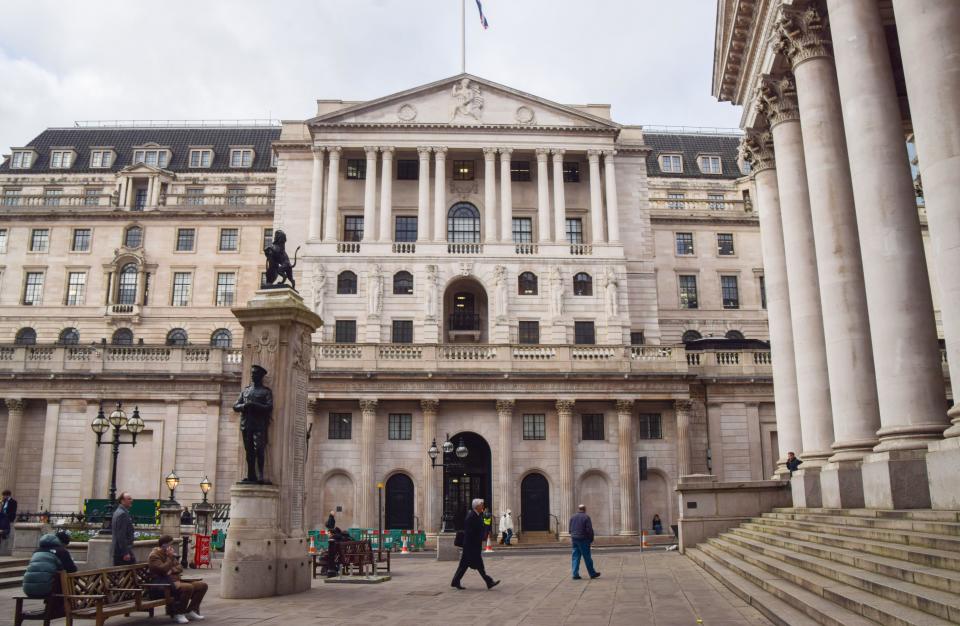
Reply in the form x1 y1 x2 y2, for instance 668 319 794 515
682 330 703 343
112 328 134 345
210 328 232 348
117 263 138 305
393 271 414 295
166 328 188 346
518 271 538 295
337 271 357 295
573 272 593 296
725 330 745 340
447 203 480 243
15 327 37 345
124 226 143 248
58 328 80 345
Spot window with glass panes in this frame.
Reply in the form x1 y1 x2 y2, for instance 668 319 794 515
565 218 583 244
51 151 73 169
30 229 49 252
630 331 645 345
219 228 239 251
639 413 663 439
66 272 86 305
563 162 580 182
447 204 481 242
667 192 685 209
660 155 682 173
343 216 364 242
84 189 99 206
335 320 357 343
346 159 366 180
11 152 33 168
392 320 413 343
393 271 414 294
176 228 195 251
230 149 253 167
394 216 418 242
518 320 539 344
518 272 538 295
329 413 352 439
573 273 592 296
337 271 357 294
700 156 722 174
679 275 698 309
512 218 533 243
171 272 192 306
227 187 246 205
582 414 604 440
0 229 7 253
117 264 138 305
134 150 168 167
676 232 694 255
185 188 204 205
134 188 147 211
72 228 91 252
2 190 20 206
90 150 112 168
23 272 44 305
263 228 273 250
717 234 735 256
124 227 143 249
452 160 475 180
523 414 546 440
759 276 767 309
211 329 232 348
721 275 740 309
396 160 418 180
574 321 596 345
388 414 412 440
216 272 236 306
708 193 725 210
510 161 531 182
189 149 212 168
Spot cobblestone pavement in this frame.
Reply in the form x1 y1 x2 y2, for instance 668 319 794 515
0 550 770 626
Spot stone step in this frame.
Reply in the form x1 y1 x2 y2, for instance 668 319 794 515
765 511 960 537
707 536 955 626
694 542 875 626
775 508 960 524
0 576 22 589
753 516 960 553
720 530 960 622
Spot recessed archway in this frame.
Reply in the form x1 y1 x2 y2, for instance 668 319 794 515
384 472 415 530
520 472 550 532
578 470 613 535
443 277 489 343
443 431 491 530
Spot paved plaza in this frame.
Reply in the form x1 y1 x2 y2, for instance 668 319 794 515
0 550 769 626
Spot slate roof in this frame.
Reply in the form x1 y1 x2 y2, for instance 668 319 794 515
0 127 281 174
644 132 743 179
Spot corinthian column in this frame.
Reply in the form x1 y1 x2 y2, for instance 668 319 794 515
674 400 692 479
587 150 605 243
433 147 448 242
308 147 325 241
556 399 575 535
362 147 378 242
359 399 378 528
536 149 551 243
483 148 498 242
603 151 620 243
378 148 394 242
616 399 637 535
417 147 431 241
499 148 514 242
496 400 515 516
420 399 439 533
323 147 341 242
552 150 566 244
0 399 24 492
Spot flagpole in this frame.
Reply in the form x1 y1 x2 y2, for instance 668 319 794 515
461 0 466 73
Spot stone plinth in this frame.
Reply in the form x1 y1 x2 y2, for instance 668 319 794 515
12 522 50 557
820 460 865 509
927 437 960 510
159 501 182 538
862 449 931 509
790 467 822 508
436 532 459 562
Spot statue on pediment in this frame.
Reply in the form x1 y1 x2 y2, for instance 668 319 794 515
451 78 484 122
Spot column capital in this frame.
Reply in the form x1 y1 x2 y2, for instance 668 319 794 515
552 148 566 159
587 150 602 161
535 147 550 160
359 398 378 412
615 399 634 414
756 74 800 128
379 146 395 156
603 150 617 159
772 4 832 69
326 146 343 156
740 129 776 173
364 146 379 157
556 399 575 414
495 399 515 414
498 147 514 156
420 398 439 413
674 399 694 413
307 398 322 415
417 146 432 157
311 146 325 157
4 399 24 412
483 147 498 158
433 146 448 157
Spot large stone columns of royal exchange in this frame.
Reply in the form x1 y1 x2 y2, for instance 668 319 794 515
774 7 881 507
556 399 575 535
603 151 620 244
0 399 24 494
740 130 803 477
617 400 638 536
308 147 325 241
359 398 378 528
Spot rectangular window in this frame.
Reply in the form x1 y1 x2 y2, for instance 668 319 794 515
171 272 192 306
676 232 694 255
708 193 725 210
23 272 44 305
394 216 418 242
90 150 112 168
721 275 740 309
639 413 663 440
335 320 357 343
760 275 767 310
216 272 236 306
134 188 147 211
30 229 49 252
388 413 412 440
176 228 196 252
392 320 413 344
328 413 352 440
133 149 168 167
219 228 239 251
562 162 580 183
661 154 682 173
523 414 546 440
565 218 583 244
630 331 645 345
512 217 533 244
227 187 246 206
518 320 540 345
2 190 20 207
66 272 86 306
700 156 723 174
717 233 735 255
346 159 366 180
679 275 699 309
186 187 204 206
397 159 418 180
45 189 62 207
84 188 100 206
230 149 253 168
581 414 605 441
71 228 91 252
50 150 73 169
11 151 33 169
263 228 274 251
452 160 475 181
0 229 7 253
343 216 364 242
574 321 596 345
667 192 685 209
510 161 531 182
189 149 213 168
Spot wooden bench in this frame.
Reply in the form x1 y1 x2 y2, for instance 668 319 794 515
337 540 386 576
58 563 173 626
13 594 56 626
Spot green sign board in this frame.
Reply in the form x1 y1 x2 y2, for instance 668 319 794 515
83 499 160 525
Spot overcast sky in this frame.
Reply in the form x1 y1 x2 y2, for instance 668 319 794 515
0 0 742 152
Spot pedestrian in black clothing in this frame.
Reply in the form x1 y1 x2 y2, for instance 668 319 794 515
325 510 336 531
451 499 500 591
111 492 136 565
786 451 802 474
0 489 18 543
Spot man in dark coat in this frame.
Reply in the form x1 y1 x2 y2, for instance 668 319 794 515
451 499 500 590
0 489 17 542
111 492 136 565
569 504 600 580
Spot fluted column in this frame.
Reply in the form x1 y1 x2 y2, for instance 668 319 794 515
674 400 693 479
432 147 448 242
378 147 394 243
417 147 431 241
617 399 638 535
552 150 567 244
308 146 325 240
587 150 605 243
536 149 551 243
362 147 378 242
603 151 620 243
496 400 515 516
893 0 960 436
483 148 498 242
420 399 439 533
741 130 803 476
359 398 378 528
1 399 24 492
556 399 575 535
323 147 342 242
499 148 514 242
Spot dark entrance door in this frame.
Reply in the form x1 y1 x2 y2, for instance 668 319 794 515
442 431 492 531
521 473 550 531
384 474 414 530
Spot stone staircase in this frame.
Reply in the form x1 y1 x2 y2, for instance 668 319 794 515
0 557 30 589
686 508 960 626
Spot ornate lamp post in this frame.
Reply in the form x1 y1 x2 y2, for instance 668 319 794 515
91 402 144 531
164 470 180 504
194 476 214 536
427 433 468 532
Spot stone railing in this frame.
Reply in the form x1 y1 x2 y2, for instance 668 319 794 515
0 345 239 375
649 197 753 217
569 243 593 256
685 349 774 376
392 242 416 254
163 193 274 207
336 242 361 254
9 193 115 208
447 242 484 255
515 243 538 255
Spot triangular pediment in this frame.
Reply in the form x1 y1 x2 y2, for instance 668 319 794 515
118 163 172 176
308 74 619 131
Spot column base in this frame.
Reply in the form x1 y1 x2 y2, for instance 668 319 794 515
861 449 931 510
926 436 960 510
790 468 822 508
436 531 460 562
618 530 639 537
820 460 865 509
941 404 960 438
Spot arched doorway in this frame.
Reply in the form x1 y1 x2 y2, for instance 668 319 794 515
443 431 491 530
443 278 489 343
520 473 550 531
384 473 414 530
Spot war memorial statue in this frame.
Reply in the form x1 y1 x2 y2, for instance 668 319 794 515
233 364 274 483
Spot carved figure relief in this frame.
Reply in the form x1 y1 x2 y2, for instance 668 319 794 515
425 265 438 319
550 266 565 318
493 265 508 320
451 78 484 122
253 329 278 363
312 264 326 318
603 266 620 317
397 103 417 122
368 264 384 316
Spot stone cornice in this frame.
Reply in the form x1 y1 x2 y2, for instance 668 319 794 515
0 208 272 221
739 129 776 173
312 121 618 135
771 3 832 69
713 0 761 102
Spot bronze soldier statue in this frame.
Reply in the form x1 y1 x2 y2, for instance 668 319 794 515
233 364 274 483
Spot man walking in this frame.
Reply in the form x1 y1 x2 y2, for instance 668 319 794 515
0 490 17 548
451 499 500 590
111 492 136 565
569 504 600 580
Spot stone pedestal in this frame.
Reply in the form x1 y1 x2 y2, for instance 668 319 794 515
790 467 822 508
436 531 459 562
85 535 114 569
159 501 182 538
927 437 960 510
820 460 865 509
862 449 931 510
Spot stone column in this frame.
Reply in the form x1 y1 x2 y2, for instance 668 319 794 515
674 400 692 479
496 400 515 517
37 400 60 511
552 150 567 244
741 130 803 477
616 400 638 535
603 151 620 243
536 149 551 243
0 399 24 493
483 148 498 242
433 147 447 242
588 150 605 243
359 398 378 528
556 399 575 535
378 147 394 243
417 147 431 241
362 147 378 242
308 147 325 241
420 399 439 533
322 147 341 242
499 148 514 242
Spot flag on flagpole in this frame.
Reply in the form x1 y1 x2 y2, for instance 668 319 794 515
475 0 489 29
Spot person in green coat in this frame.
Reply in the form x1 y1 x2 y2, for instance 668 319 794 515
22 530 78 605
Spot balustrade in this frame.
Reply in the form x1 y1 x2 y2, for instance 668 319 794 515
569 243 593 256
392 242 416 254
378 344 423 360
336 242 361 254
447 242 483 255
515 243 538 255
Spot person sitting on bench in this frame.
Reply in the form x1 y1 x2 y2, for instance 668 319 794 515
21 530 77 619
148 535 207 623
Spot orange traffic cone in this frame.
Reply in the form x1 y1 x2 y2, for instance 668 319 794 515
484 534 494 553
641 530 650 548
308 535 317 555
400 531 410 554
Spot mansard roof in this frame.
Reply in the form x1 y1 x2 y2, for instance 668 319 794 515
644 131 744 179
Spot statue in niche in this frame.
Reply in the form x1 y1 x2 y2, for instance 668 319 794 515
550 266 565 318
368 264 384 315
262 230 300 291
425 265 438 319
493 265 508 320
603 266 619 317
450 78 484 122
312 264 326 317
233 364 274 484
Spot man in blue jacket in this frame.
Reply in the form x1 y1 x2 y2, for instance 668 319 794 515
568 504 601 580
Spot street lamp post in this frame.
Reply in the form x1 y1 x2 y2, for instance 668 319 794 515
427 433 468 532
377 482 384 561
90 402 144 532
195 476 214 536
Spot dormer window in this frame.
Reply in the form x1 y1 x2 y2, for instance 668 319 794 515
230 148 254 168
133 149 169 167
90 149 114 168
189 149 213 168
50 150 75 169
698 155 722 174
660 154 682 173
10 150 35 169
